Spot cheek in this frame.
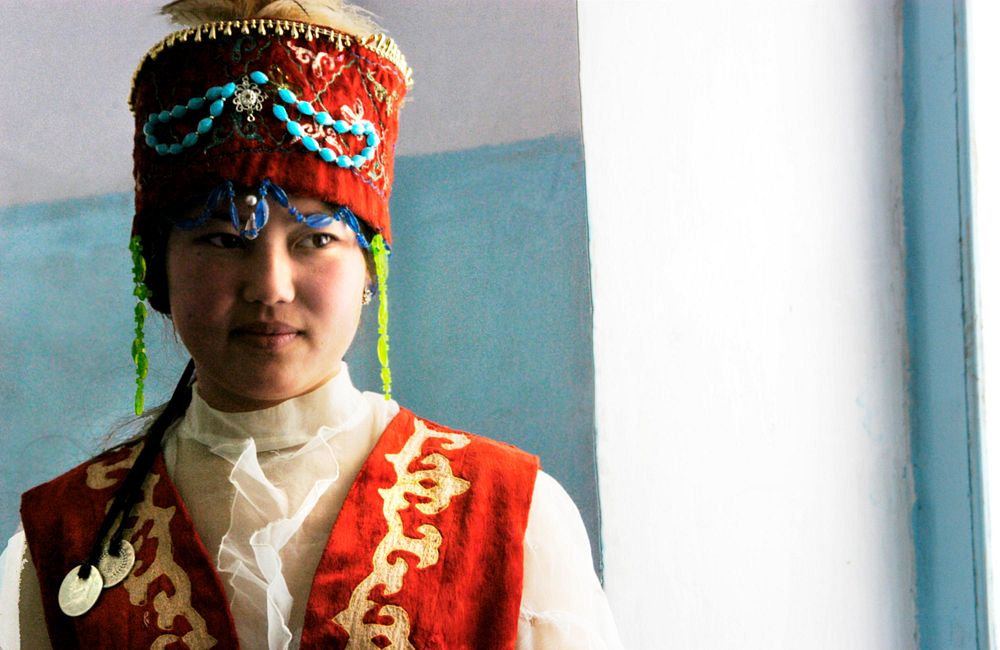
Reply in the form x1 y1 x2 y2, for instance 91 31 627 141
165 248 231 328
308 257 367 318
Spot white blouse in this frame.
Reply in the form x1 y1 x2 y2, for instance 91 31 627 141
0 363 622 649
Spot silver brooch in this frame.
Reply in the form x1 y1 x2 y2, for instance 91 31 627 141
233 75 265 122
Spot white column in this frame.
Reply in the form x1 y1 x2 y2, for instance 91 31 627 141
578 2 915 647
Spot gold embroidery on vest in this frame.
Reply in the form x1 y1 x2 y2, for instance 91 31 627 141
86 443 143 490
333 419 471 648
125 471 218 649
86 446 218 649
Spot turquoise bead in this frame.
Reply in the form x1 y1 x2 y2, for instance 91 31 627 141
142 122 156 136
316 112 332 125
297 101 315 116
197 117 214 134
155 143 168 155
287 121 304 138
168 143 183 155
206 86 223 101
209 99 225 117
148 112 160 124
221 82 236 98
367 133 379 146
158 110 171 122
187 97 206 110
333 120 349 134
352 155 366 167
336 155 352 168
273 105 289 121
363 122 375 134
182 132 199 148
250 70 268 84
278 88 296 104
170 104 187 119
302 136 319 151
319 148 335 162
145 134 158 147
362 147 375 159
350 123 365 135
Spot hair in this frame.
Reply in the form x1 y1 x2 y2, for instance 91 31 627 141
137 212 174 314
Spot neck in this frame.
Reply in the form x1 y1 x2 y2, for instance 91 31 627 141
195 367 343 413
182 362 366 452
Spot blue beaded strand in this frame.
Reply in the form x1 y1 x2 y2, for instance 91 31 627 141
142 70 382 169
261 179 370 249
270 88 379 169
171 181 234 231
144 73 264 156
236 181 271 240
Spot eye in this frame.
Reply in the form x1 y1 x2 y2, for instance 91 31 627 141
299 232 339 249
198 233 246 249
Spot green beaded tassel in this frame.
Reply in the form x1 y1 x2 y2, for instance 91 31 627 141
129 236 151 415
371 234 392 399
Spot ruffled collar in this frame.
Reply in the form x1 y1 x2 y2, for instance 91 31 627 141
179 362 367 452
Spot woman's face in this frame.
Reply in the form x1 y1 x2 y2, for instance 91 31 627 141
166 196 368 412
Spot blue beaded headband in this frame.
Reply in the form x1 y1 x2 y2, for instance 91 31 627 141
174 178 372 247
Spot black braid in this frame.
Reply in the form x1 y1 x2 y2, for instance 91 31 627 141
78 360 195 579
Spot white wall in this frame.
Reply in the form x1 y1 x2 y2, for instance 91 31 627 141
969 0 1000 642
0 0 582 207
578 1 915 648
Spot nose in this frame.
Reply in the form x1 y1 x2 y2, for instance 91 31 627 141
240 239 296 305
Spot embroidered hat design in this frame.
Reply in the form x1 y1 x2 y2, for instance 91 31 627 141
131 18 411 245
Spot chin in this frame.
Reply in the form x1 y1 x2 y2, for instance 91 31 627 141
195 365 330 411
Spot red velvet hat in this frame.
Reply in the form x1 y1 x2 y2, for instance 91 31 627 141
130 18 411 244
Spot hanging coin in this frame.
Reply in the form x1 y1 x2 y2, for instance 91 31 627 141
58 565 103 617
97 539 135 588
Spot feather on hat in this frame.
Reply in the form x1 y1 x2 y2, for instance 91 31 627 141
161 0 381 36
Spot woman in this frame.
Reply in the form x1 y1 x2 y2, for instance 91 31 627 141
0 2 621 648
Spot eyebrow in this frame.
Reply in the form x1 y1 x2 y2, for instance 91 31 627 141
171 205 236 231
208 210 235 224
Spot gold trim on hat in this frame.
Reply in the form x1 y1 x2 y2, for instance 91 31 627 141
129 18 412 113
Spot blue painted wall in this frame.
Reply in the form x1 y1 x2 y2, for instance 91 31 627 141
903 1 988 648
0 135 602 569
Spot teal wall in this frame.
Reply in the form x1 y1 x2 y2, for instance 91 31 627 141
903 1 988 647
0 135 602 569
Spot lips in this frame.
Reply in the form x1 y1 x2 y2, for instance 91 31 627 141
230 321 302 350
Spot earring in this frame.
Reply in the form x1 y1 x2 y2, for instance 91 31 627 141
362 287 373 305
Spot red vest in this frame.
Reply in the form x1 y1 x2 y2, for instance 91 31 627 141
21 408 539 649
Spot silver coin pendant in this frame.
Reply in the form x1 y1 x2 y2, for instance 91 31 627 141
98 540 135 588
58 565 103 617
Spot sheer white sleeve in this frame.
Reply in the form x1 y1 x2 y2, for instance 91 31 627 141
0 526 52 650
517 472 624 650
0 528 24 650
